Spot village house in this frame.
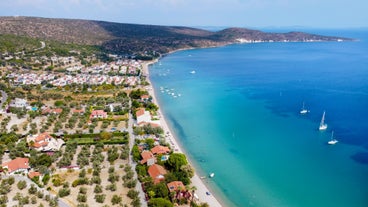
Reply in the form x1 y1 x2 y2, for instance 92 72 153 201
90 110 108 119
72 108 85 114
136 108 151 125
167 181 192 201
148 164 167 184
9 98 31 109
27 132 65 151
2 157 30 174
140 150 155 166
42 107 63 115
140 94 151 103
28 171 41 179
151 145 171 155
167 181 186 192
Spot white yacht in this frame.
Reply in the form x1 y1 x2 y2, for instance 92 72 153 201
319 111 328 130
328 131 338 145
300 102 309 114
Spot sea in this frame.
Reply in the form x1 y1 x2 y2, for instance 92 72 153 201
149 29 368 207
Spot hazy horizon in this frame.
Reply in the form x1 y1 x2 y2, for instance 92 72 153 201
1 0 367 29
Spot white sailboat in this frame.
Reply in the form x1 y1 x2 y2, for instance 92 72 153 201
328 131 338 145
209 173 215 178
319 111 328 130
300 102 309 114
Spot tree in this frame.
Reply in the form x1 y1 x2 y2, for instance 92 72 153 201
94 194 106 203
111 194 122 205
165 153 188 172
131 145 141 162
148 198 173 207
180 164 194 178
28 184 38 194
100 131 112 140
17 180 27 190
152 183 169 199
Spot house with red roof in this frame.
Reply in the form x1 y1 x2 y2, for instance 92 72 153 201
42 107 63 115
2 157 30 174
27 132 65 152
151 145 171 155
136 108 151 124
140 94 151 102
148 164 167 184
72 108 85 114
28 171 41 179
90 110 107 119
140 151 155 166
167 181 186 192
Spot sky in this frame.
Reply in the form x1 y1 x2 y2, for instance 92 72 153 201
1 0 367 28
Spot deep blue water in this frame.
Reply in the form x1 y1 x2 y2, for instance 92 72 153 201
149 29 368 207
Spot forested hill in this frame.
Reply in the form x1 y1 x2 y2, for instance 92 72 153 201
0 16 352 55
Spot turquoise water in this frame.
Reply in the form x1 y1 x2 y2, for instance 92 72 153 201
149 29 368 207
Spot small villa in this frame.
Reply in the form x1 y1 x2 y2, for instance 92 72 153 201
27 132 65 151
9 98 30 109
140 94 151 102
148 164 167 184
136 108 151 124
167 181 186 192
72 108 85 114
140 150 155 166
28 171 41 179
90 110 108 119
42 107 63 115
151 145 171 155
2 157 30 174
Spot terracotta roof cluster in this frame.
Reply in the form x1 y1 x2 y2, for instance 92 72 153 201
148 164 167 184
2 157 29 173
32 132 52 148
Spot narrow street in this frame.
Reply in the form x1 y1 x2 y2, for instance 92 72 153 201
128 101 148 207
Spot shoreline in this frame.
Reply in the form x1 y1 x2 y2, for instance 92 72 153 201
141 60 223 207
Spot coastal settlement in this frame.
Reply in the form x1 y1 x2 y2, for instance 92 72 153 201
0 45 213 207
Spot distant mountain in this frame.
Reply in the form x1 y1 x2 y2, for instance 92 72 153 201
0 16 353 55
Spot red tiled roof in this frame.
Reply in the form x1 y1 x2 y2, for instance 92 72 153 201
136 108 145 117
28 171 41 179
141 95 150 100
2 157 29 173
140 151 154 164
33 141 49 148
148 164 167 184
35 132 52 142
151 145 171 155
90 110 107 119
167 181 186 192
53 108 63 114
72 109 84 113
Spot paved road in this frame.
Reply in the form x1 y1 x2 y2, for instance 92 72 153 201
128 101 148 207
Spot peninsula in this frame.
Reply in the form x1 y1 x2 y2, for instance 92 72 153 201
0 16 352 59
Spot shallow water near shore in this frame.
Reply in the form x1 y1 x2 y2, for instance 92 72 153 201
149 29 368 207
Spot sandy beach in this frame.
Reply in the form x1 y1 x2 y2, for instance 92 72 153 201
142 60 223 207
